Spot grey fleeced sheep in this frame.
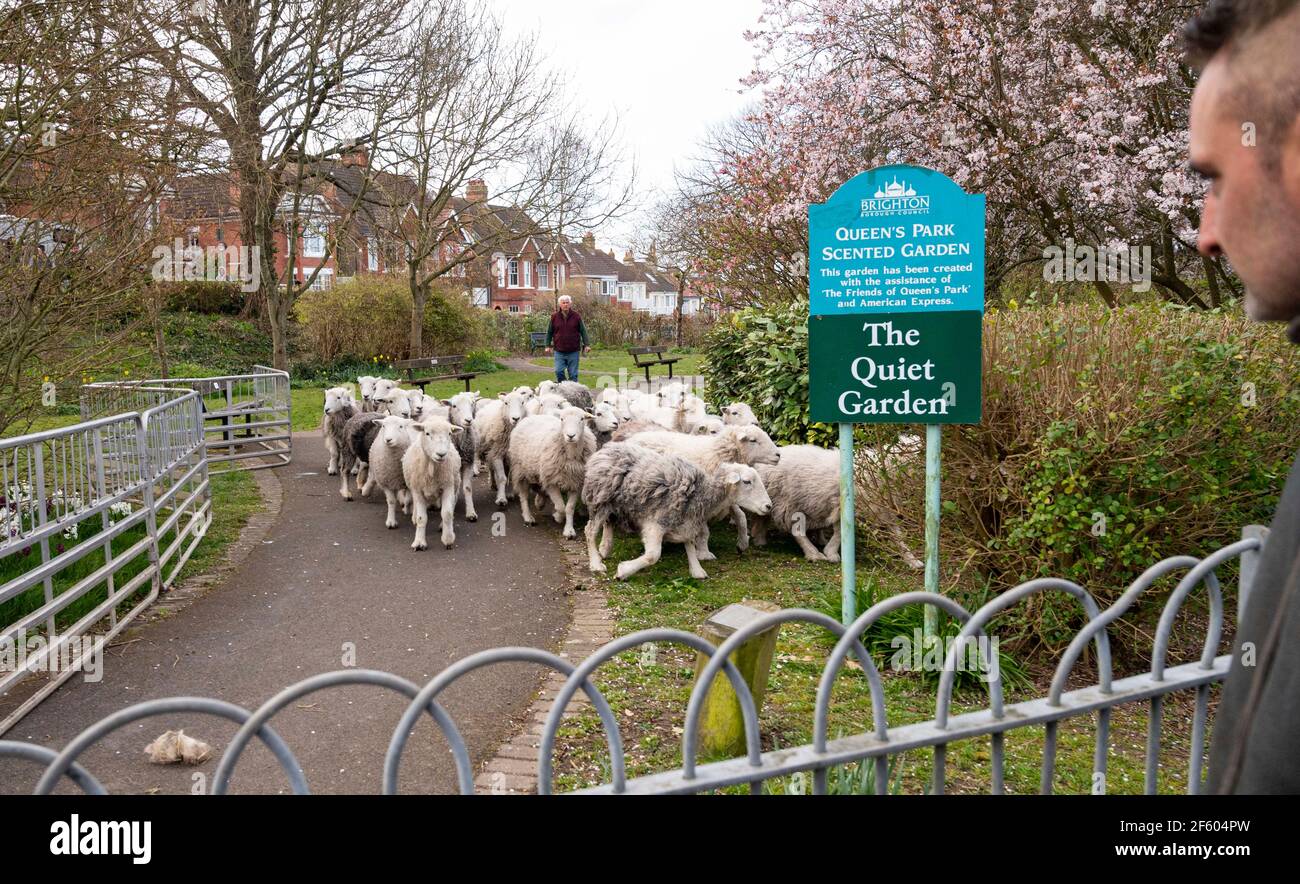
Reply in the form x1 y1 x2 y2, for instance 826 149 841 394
400 416 464 551
441 391 480 521
750 444 842 561
554 381 594 412
582 443 772 579
338 411 384 500
628 424 781 555
321 386 358 479
508 406 597 539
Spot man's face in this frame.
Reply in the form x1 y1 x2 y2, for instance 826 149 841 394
559 298 571 312
1190 53 1300 321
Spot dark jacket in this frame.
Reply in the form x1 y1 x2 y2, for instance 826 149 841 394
1207 451 1300 793
546 309 588 353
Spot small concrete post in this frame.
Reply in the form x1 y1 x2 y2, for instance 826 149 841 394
691 599 782 759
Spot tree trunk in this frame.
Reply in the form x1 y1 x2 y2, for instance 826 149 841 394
410 267 427 358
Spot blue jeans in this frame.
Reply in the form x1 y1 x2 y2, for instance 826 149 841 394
554 350 580 382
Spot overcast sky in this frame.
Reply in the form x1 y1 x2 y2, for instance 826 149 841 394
493 0 764 254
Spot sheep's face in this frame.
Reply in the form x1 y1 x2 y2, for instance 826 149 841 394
733 426 780 465
694 417 724 436
658 383 686 408
512 385 536 401
724 464 772 515
413 419 461 463
375 415 412 448
536 381 556 397
383 391 413 419
445 393 477 428
357 376 378 402
558 407 592 447
723 403 757 426
373 378 397 401
323 387 351 414
591 402 620 433
498 390 529 425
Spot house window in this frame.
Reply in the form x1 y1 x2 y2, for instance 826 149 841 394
309 268 333 290
367 238 378 271
600 279 613 296
215 226 224 243
619 284 632 302
186 227 200 248
523 260 531 288
508 304 520 314
497 258 505 288
538 262 549 289
508 258 519 287
303 225 326 258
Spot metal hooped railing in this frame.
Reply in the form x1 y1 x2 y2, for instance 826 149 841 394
0 528 1267 795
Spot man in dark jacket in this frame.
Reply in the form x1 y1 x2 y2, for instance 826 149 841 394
544 295 591 382
1186 0 1300 793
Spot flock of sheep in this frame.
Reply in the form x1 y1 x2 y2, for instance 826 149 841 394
320 375 917 579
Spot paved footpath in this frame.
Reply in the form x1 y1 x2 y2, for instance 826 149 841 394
0 432 571 794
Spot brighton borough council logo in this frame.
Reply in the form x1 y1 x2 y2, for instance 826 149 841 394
860 176 930 217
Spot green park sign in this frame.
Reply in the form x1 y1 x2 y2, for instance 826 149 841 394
809 165 985 425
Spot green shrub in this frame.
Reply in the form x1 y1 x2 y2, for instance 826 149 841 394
158 280 246 314
702 299 1300 658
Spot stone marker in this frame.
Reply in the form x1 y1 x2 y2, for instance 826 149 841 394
692 599 783 759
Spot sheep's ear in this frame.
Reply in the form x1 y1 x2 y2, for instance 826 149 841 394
370 416 385 424
724 468 743 485
440 399 453 407
449 425 464 434
498 392 507 399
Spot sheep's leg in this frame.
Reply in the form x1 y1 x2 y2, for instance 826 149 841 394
616 522 665 580
585 514 607 573
697 523 716 561
791 517 827 561
399 488 410 514
325 437 339 475
822 519 841 562
684 539 709 580
338 459 354 501
356 462 369 492
492 456 509 507
361 473 377 497
750 515 769 547
439 485 457 548
732 505 750 552
546 487 566 525
383 488 400 529
461 464 478 522
410 491 429 550
561 490 579 540
516 475 536 525
599 523 614 557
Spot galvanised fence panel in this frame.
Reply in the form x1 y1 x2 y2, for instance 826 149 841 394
0 388 210 735
1 529 1266 795
81 365 291 472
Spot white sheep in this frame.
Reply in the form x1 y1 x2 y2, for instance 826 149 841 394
400 416 464 550
471 389 530 506
363 415 414 528
690 415 725 436
508 406 597 539
357 375 380 411
722 402 760 426
582 443 772 580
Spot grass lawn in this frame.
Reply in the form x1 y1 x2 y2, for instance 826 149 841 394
529 348 702 379
548 524 1213 795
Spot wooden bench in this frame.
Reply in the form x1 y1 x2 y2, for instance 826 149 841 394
628 347 680 383
528 331 548 353
393 355 479 394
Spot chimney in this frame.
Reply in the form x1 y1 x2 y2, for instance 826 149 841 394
582 232 595 249
623 249 634 263
466 179 488 204
340 142 368 168
647 242 657 264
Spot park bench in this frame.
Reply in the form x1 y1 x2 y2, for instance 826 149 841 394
393 355 479 394
528 331 548 353
628 346 680 384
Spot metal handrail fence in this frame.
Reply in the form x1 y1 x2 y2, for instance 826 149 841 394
1 528 1267 794
0 386 210 734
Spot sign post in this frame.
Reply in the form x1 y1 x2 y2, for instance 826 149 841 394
807 165 985 627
